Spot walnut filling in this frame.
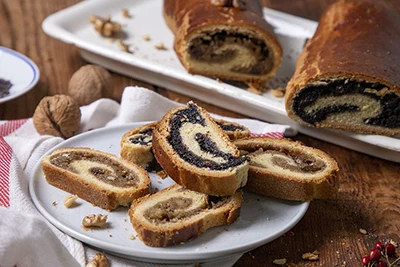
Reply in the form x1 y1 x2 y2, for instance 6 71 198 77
50 151 138 187
129 127 153 146
142 195 228 224
293 79 400 128
188 31 271 75
249 149 326 175
168 103 248 170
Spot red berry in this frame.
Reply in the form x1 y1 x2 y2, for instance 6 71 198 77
378 261 388 267
361 255 370 265
375 241 384 251
370 248 381 262
386 243 396 256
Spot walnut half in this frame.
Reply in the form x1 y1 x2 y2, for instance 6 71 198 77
89 15 121 37
86 253 109 267
82 214 108 228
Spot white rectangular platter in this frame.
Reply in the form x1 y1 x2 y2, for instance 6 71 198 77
42 0 400 162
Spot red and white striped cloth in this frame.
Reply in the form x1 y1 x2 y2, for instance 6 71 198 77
0 87 296 267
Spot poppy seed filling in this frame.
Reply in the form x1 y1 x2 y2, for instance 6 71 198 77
129 128 153 146
168 103 248 170
216 121 245 132
293 79 400 128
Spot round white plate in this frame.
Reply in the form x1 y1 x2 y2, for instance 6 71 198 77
30 122 309 263
0 46 40 103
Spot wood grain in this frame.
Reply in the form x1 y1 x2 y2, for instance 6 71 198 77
1 0 400 266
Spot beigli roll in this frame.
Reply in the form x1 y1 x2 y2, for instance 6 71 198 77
163 0 282 82
285 0 400 136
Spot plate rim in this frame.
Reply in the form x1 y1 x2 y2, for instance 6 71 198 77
0 46 40 104
29 122 309 262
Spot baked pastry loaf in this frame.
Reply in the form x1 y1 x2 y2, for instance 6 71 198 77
285 0 400 136
152 102 249 196
42 147 151 210
120 122 161 171
214 119 251 140
129 184 242 247
163 0 282 82
234 137 338 201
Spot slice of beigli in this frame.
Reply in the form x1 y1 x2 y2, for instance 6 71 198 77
41 147 151 210
120 122 161 171
214 119 251 140
129 184 242 247
152 102 249 196
234 137 339 201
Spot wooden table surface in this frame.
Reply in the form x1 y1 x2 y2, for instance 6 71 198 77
1 0 400 266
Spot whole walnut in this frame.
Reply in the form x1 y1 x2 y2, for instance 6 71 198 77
33 95 81 139
68 65 111 106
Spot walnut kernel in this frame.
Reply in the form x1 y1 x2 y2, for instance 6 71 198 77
86 253 109 267
121 8 131 18
82 214 108 227
63 195 78 208
33 95 81 139
90 15 121 37
117 39 131 53
68 65 111 106
143 35 151 41
302 250 319 261
155 43 167 50
272 258 286 265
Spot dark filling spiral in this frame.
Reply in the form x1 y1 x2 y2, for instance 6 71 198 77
216 121 245 132
168 103 248 170
292 79 400 128
188 30 271 75
129 127 153 146
50 151 137 187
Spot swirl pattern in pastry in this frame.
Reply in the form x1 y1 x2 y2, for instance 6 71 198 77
42 147 151 210
129 184 242 247
234 137 338 201
153 102 249 196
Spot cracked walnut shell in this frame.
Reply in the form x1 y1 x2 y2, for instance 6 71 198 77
68 65 111 106
33 95 81 139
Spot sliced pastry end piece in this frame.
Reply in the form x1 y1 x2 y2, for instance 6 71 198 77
285 0 400 136
214 118 251 140
152 102 249 196
120 122 161 171
234 137 339 201
42 147 151 210
163 0 282 83
129 184 242 247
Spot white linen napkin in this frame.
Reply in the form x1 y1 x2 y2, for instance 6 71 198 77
0 86 296 267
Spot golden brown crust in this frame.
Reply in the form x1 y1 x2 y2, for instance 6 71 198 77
234 137 339 201
152 102 248 196
42 147 151 210
163 0 282 82
129 184 242 247
285 0 400 136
